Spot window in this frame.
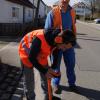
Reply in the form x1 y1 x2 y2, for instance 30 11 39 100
12 7 19 18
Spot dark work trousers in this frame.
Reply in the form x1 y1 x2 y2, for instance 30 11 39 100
21 61 48 100
21 61 35 100
40 72 48 100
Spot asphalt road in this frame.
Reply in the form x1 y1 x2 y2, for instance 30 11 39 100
55 21 100 100
76 21 100 72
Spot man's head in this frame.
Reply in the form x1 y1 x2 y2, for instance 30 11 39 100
54 29 75 44
59 0 70 12
54 29 76 51
44 28 75 47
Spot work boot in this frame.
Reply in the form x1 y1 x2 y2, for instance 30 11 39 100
53 86 58 93
53 86 61 94
44 96 48 100
69 85 79 93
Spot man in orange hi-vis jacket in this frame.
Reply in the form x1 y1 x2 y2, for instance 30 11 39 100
18 28 76 100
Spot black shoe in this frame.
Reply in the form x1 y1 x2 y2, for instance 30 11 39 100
53 86 61 94
69 85 79 93
52 96 61 100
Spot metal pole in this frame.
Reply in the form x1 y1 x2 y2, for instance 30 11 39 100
34 0 41 27
84 4 86 20
33 0 34 20
22 6 25 35
23 6 25 24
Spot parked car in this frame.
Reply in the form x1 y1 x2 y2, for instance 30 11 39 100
94 18 100 24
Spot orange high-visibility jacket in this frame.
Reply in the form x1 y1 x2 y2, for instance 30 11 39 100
19 29 51 68
52 6 76 36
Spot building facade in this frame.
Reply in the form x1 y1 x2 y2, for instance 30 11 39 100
73 2 91 18
80 0 100 17
0 0 35 23
0 0 36 36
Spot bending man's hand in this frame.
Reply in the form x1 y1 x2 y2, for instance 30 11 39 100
45 68 61 79
57 43 72 51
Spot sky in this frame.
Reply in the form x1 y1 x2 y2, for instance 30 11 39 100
42 0 81 6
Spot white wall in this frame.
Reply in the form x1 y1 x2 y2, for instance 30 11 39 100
75 7 91 16
75 8 85 16
38 1 46 18
34 0 38 7
74 3 91 16
0 0 33 23
25 7 33 23
0 0 23 23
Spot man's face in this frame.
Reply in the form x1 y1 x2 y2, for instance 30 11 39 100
59 0 70 10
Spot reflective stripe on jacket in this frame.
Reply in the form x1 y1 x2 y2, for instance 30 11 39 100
52 6 76 36
19 29 51 68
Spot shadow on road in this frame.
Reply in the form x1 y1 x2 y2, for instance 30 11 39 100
52 96 61 100
77 33 87 36
77 37 100 42
0 36 21 42
77 32 100 42
74 42 81 49
59 85 100 100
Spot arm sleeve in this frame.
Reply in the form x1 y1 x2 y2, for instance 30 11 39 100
29 37 48 74
44 10 53 29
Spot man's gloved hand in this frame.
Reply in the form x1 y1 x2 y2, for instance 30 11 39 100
45 68 61 79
